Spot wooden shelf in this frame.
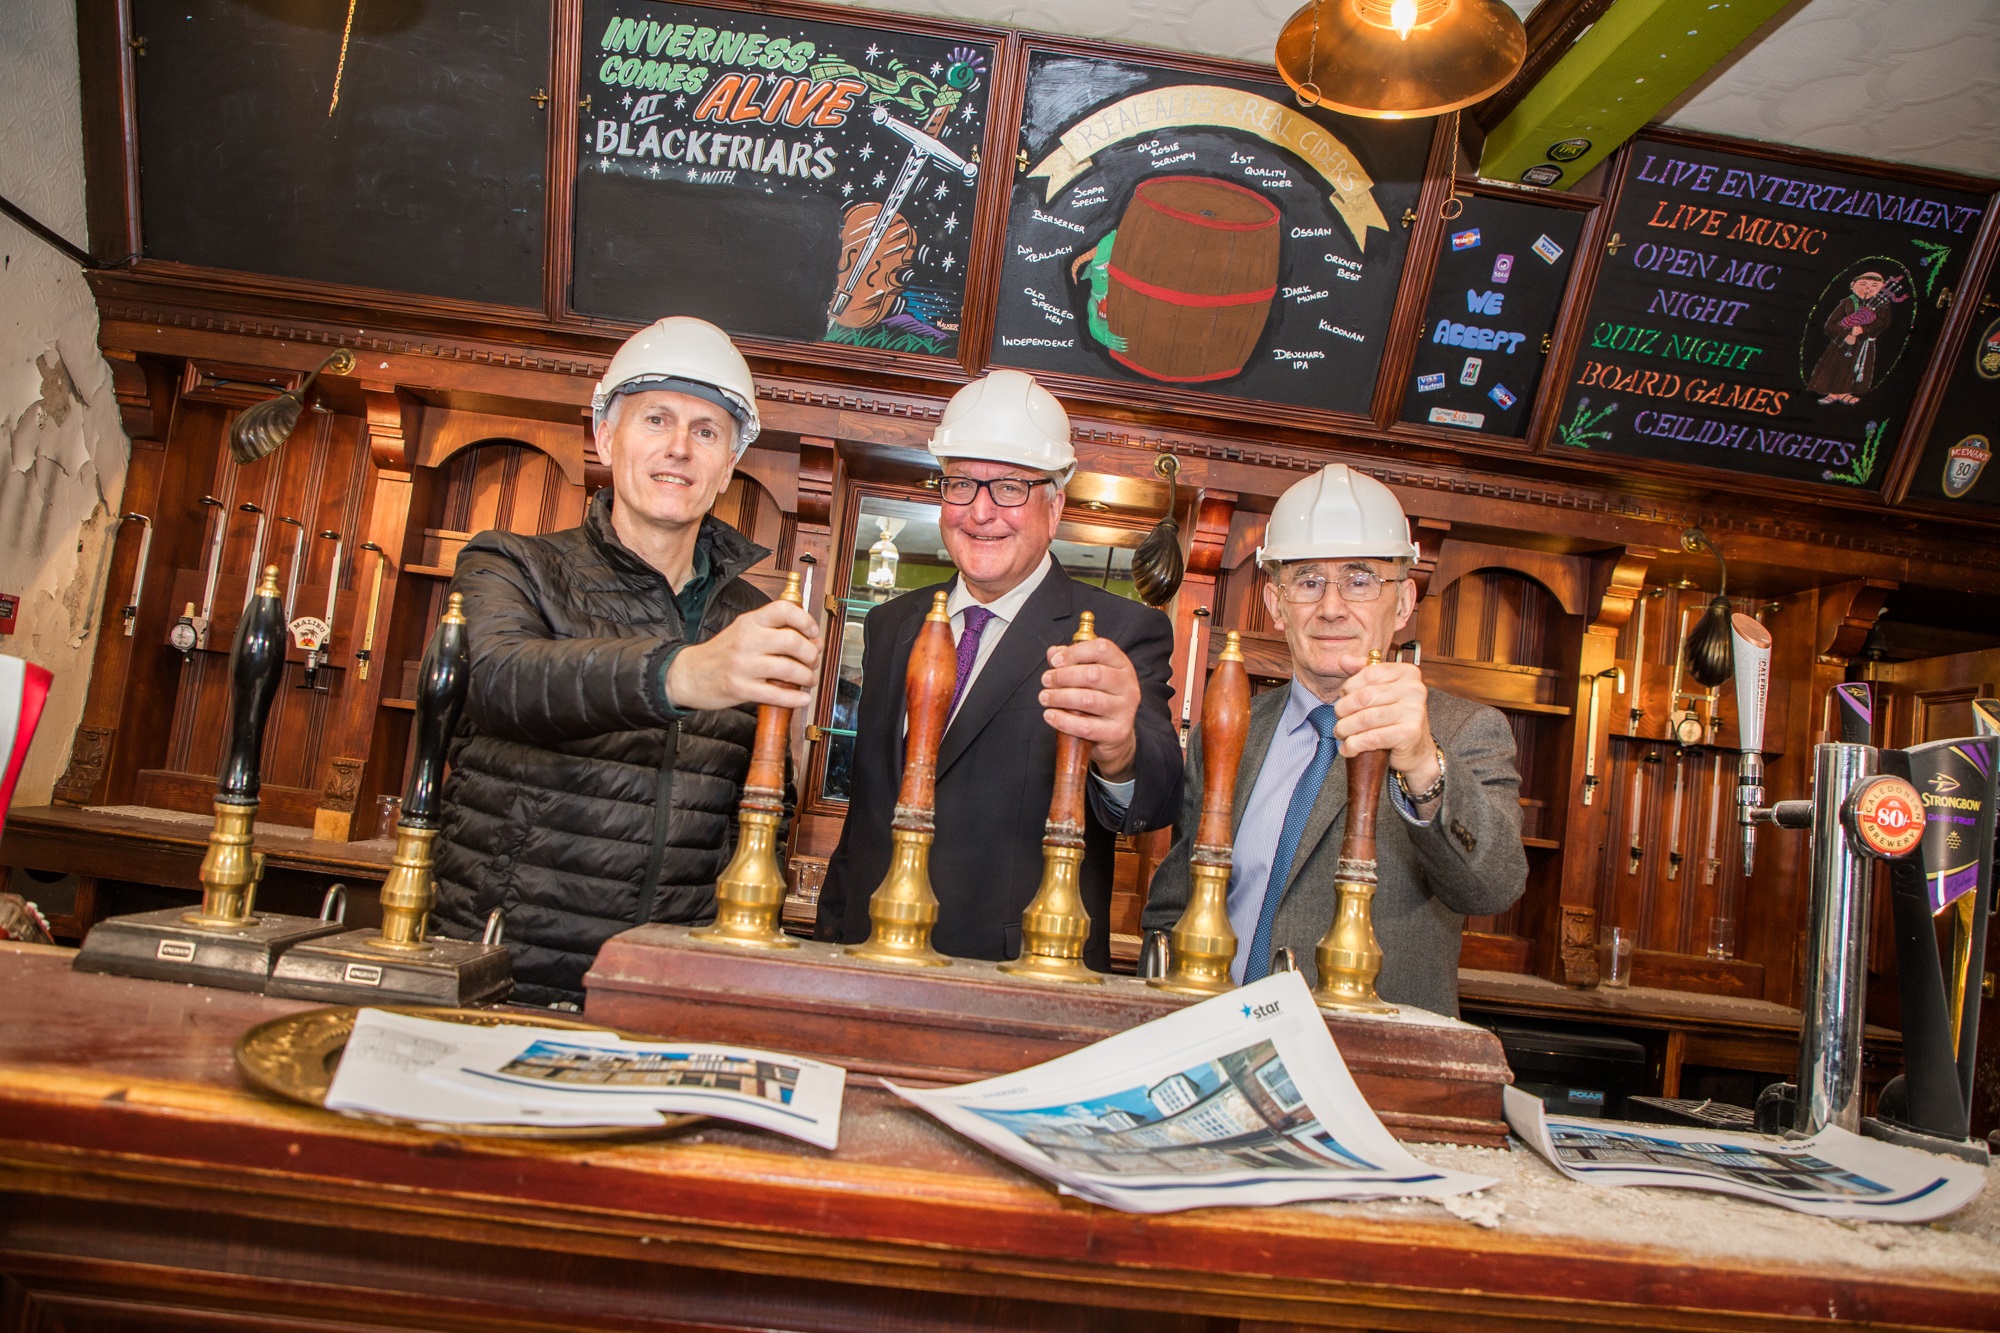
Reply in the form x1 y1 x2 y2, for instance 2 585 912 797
404 564 454 579
1523 836 1561 851
1485 697 1573 717
379 697 415 711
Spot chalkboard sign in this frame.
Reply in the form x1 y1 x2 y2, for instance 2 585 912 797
571 1 993 358
987 50 1429 416
1549 134 1987 491
133 0 548 308
1398 193 1585 437
1908 261 2000 509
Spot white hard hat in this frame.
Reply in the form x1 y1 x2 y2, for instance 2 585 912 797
592 317 761 454
1257 464 1419 566
929 369 1075 482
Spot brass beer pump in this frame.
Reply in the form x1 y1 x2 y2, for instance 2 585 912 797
692 570 806 949
1311 650 1398 1014
1150 630 1251 995
1000 611 1104 984
268 593 512 1004
848 589 955 966
75 567 345 988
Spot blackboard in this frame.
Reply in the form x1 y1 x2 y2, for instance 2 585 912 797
570 1 993 357
133 0 548 308
986 51 1429 416
1907 259 2000 509
1398 194 1585 437
1549 135 1987 491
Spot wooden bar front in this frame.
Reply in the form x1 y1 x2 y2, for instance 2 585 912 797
4 943 1998 1333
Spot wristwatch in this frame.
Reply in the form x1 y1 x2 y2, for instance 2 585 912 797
1396 744 1447 805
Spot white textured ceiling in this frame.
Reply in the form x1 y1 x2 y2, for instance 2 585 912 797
825 0 1999 181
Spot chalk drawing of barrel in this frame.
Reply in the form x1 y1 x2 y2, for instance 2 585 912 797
1104 177 1281 383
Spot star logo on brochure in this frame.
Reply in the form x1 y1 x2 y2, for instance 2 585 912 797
1240 1004 1253 1019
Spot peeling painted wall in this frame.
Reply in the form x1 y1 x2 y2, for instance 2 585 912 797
1 0 132 806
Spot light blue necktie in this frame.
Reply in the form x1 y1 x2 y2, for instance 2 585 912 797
1245 704 1339 982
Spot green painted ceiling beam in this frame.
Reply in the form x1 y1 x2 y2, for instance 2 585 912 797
1479 0 1790 191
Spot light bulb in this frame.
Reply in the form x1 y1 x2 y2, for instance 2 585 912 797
1391 0 1417 38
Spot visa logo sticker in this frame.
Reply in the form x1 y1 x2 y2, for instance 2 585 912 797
1416 372 1446 392
1492 254 1514 283
1533 233 1564 264
1451 228 1482 250
1488 383 1517 408
1430 407 1485 429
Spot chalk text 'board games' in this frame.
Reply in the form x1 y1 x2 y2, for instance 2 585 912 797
572 1 993 357
1400 195 1585 437
1550 136 1987 491
988 50 1430 417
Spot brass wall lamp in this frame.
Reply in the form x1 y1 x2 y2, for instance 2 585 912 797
230 348 356 464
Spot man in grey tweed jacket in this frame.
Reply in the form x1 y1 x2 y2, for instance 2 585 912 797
1142 465 1526 1016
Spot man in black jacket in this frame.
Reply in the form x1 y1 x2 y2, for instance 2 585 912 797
432 318 819 1006
816 370 1182 970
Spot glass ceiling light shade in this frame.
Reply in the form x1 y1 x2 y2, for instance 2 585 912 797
1274 0 1527 120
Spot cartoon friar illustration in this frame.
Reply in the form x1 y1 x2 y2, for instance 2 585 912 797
1807 269 1910 405
1067 176 1282 384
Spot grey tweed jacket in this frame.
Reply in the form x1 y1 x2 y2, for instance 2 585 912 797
1141 684 1527 1016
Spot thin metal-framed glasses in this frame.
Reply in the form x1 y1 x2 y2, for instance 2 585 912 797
935 476 1055 507
1277 567 1406 604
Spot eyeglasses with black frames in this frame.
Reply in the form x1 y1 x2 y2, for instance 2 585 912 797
935 476 1055 508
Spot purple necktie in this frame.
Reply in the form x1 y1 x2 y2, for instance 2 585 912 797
948 606 997 718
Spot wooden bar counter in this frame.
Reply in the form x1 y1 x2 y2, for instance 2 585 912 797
2 943 1997 1331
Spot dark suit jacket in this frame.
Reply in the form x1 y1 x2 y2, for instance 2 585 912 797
1142 684 1526 1016
816 562 1182 969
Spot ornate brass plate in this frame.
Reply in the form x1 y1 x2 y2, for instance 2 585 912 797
235 1005 702 1139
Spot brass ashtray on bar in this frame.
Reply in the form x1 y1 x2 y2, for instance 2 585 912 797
235 1005 699 1140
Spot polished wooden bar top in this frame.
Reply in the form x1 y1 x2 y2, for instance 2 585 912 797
1 943 1996 1333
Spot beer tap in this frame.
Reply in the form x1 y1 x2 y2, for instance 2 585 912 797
1627 588 1662 735
1732 613 1773 878
1179 606 1210 750
849 590 955 966
275 517 305 623
118 513 153 636
1312 650 1396 1013
1002 612 1105 985
1666 747 1688 880
75 566 345 988
178 495 229 653
692 571 807 951
294 530 341 689
1627 748 1658 874
238 503 270 618
355 540 385 681
269 593 512 1004
1582 666 1623 805
1152 631 1250 995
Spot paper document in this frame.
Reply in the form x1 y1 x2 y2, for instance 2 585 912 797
1505 1086 1984 1222
325 1009 847 1148
889 970 1495 1213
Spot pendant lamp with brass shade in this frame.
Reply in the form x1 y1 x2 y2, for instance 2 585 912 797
1274 0 1527 120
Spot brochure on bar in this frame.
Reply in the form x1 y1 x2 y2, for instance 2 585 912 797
1504 1087 1985 1222
887 970 1496 1214
325 1008 847 1148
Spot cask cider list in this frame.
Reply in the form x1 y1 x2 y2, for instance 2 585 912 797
1550 135 1985 490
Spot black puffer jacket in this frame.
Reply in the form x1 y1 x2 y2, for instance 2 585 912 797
432 490 772 1006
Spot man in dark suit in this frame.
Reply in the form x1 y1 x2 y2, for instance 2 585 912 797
816 370 1182 970
1143 465 1525 1015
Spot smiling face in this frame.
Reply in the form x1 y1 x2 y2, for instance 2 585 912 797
1852 277 1885 302
1263 558 1418 696
937 458 1064 602
598 389 738 536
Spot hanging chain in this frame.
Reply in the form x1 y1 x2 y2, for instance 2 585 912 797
329 0 358 116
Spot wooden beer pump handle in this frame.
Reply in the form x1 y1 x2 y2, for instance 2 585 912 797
1044 613 1096 836
742 573 805 802
1195 633 1251 855
1313 648 1396 1013
897 590 955 818
1342 750 1390 866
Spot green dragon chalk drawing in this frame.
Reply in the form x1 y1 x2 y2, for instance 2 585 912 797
1557 397 1617 449
1824 419 1888 486
1911 239 1953 298
1070 233 1127 354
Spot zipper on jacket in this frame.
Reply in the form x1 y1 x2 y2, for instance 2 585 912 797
634 719 679 925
